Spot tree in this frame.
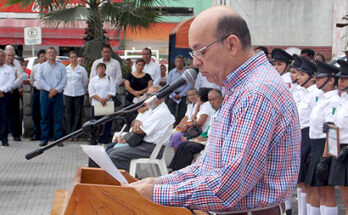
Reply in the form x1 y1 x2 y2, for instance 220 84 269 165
6 0 163 68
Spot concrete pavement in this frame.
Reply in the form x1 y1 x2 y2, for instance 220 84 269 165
0 138 346 215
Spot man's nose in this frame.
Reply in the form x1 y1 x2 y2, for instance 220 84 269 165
193 57 202 67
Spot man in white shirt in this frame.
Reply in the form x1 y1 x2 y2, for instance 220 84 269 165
5 48 27 141
90 45 122 87
0 49 16 146
30 49 46 140
132 48 161 86
107 85 175 172
194 72 223 92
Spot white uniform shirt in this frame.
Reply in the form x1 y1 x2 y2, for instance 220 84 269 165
133 61 161 86
196 101 215 133
63 64 88 97
30 63 43 90
333 92 348 144
281 72 292 91
292 83 304 104
297 85 322 129
0 64 15 93
309 90 340 139
136 102 175 144
185 102 199 121
90 58 122 86
8 63 27 90
88 75 116 105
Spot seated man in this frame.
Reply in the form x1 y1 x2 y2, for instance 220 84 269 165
169 89 223 171
107 86 175 172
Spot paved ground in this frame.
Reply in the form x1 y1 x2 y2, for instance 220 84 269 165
0 138 346 215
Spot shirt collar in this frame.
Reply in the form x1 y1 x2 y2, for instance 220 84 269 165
222 51 268 92
341 92 348 99
323 89 338 99
307 84 318 92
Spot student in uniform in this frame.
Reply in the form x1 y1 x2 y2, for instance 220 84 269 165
290 54 303 103
305 60 340 215
271 48 294 214
327 59 348 215
271 48 293 91
296 57 322 215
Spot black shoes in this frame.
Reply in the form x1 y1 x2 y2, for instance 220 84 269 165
39 142 48 147
286 209 292 215
1 141 9 147
57 143 64 147
30 136 40 141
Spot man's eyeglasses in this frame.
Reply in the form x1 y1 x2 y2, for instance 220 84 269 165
189 36 228 60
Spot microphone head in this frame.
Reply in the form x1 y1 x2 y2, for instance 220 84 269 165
183 69 198 83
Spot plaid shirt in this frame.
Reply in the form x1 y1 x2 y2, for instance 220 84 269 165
152 52 301 212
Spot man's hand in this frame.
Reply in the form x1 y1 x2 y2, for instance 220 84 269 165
132 120 143 134
124 177 162 200
181 136 188 142
49 89 58 98
0 91 3 98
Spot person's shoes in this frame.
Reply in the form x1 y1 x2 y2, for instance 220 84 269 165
57 143 64 147
13 137 21 141
2 141 9 147
286 209 292 215
39 142 48 147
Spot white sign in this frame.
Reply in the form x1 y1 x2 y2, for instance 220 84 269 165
24 27 42 45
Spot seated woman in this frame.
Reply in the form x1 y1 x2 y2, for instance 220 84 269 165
169 89 223 171
169 87 215 151
88 63 116 143
174 88 199 133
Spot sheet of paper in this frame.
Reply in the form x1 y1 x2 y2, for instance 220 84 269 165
81 145 128 184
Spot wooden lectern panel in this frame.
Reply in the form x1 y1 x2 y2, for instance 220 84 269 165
51 167 193 215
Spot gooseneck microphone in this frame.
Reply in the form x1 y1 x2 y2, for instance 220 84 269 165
145 68 198 109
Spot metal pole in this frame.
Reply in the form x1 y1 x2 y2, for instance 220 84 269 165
31 45 35 57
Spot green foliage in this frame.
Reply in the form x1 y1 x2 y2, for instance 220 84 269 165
6 0 163 71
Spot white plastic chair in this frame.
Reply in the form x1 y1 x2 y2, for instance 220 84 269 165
129 125 172 177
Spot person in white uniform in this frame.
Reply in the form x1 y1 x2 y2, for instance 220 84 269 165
327 59 348 215
290 54 304 103
296 57 322 215
271 48 293 92
305 60 340 215
271 48 294 214
0 49 15 146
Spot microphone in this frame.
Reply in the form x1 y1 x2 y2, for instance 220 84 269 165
145 69 197 109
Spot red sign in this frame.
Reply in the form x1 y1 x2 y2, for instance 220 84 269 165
0 0 122 13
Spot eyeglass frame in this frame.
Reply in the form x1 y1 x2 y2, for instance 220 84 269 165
189 35 229 59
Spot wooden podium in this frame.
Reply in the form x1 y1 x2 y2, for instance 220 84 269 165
50 167 193 215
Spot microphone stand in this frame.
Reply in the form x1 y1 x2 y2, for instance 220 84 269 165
25 100 146 163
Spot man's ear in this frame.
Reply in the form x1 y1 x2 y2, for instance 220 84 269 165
225 35 242 56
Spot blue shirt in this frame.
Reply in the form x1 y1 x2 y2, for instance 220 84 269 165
37 61 67 93
166 67 192 100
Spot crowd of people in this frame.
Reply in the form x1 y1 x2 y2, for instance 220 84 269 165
1 5 348 214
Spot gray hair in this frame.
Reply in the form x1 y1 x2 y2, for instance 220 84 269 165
215 15 251 49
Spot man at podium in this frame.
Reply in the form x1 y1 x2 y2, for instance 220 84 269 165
127 6 301 215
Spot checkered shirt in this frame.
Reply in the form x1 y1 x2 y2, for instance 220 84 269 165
153 52 301 212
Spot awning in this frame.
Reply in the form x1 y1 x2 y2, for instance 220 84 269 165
0 18 121 47
169 17 194 49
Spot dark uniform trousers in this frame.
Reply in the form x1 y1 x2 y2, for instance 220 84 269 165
8 89 22 138
0 93 10 144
